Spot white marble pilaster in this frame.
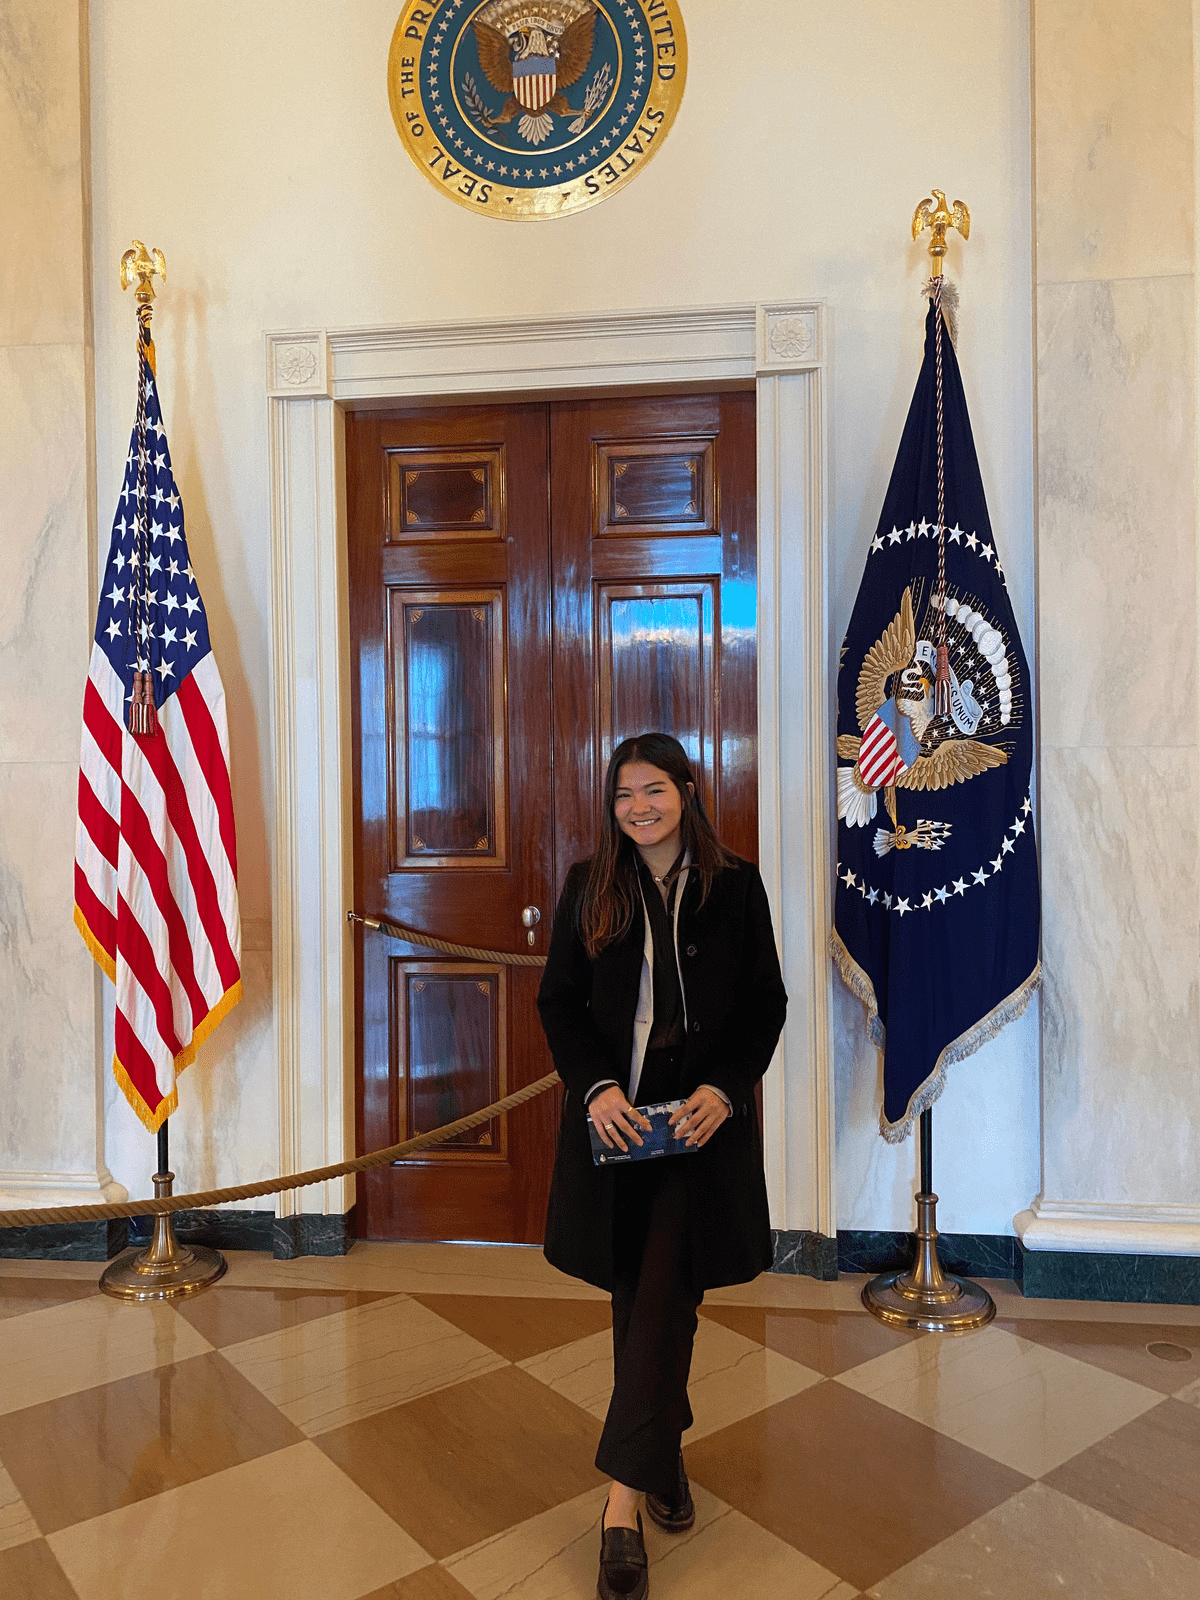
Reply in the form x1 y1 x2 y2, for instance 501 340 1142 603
0 0 89 347
1024 0 1199 1259
0 0 122 1215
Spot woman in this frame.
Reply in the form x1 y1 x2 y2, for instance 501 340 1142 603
537 733 787 1600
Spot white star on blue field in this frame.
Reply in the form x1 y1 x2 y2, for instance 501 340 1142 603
95 368 211 708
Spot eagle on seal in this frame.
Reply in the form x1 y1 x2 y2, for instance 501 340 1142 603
473 0 598 145
837 586 1007 828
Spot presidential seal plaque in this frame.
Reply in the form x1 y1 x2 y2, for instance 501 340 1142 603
388 0 687 219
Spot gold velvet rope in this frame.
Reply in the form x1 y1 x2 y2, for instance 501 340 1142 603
0 918 554 1232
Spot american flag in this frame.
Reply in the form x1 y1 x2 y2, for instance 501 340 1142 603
74 334 241 1132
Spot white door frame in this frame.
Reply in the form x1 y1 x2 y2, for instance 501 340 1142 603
264 301 835 1241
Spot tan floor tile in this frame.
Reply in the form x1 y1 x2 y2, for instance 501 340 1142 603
0 1464 39 1554
446 1480 858 1600
175 1283 399 1347
997 1315 1200 1395
222 1293 508 1435
836 1325 1163 1478
1044 1397 1200 1560
0 1276 98 1322
518 1317 821 1441
685 1324 824 1442
0 1293 211 1415
317 1365 605 1560
868 1482 1200 1599
707 1274 871 1311
517 1327 614 1411
642 1486 860 1600
47 1441 430 1600
701 1304 922 1376
443 1480 609 1599
985 1281 1200 1328
409 1294 613 1362
0 1538 77 1600
222 1242 608 1300
686 1381 1029 1592
0 1351 302 1534
0 1260 100 1282
357 1565 477 1599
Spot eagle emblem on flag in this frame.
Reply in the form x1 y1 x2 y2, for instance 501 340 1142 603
837 584 1008 837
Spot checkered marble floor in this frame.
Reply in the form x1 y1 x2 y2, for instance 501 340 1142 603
2 1246 1200 1600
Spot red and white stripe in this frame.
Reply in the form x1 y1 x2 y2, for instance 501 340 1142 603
74 646 241 1131
858 712 908 789
515 73 555 111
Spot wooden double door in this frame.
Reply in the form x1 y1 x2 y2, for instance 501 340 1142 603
348 391 757 1242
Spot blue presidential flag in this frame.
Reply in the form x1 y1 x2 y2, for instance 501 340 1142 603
832 291 1040 1140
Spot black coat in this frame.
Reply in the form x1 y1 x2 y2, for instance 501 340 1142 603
537 855 787 1293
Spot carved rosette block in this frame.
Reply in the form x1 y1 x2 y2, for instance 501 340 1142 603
756 304 822 373
266 333 329 398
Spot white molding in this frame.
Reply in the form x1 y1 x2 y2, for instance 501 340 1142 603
1016 1199 1200 1257
266 301 833 1235
0 1168 128 1209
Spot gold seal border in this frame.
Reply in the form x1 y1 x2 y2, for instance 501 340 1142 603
387 0 687 222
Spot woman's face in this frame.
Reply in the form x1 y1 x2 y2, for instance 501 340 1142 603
613 760 691 854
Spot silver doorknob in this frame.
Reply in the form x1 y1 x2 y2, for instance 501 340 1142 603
522 905 541 946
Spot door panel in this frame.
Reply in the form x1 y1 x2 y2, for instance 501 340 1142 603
349 391 757 1243
551 392 758 888
349 404 557 1243
390 589 507 867
598 582 717 816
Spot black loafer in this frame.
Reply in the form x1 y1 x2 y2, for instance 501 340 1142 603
645 1451 695 1532
598 1506 648 1600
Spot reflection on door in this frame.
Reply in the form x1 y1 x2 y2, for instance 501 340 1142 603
348 392 757 1242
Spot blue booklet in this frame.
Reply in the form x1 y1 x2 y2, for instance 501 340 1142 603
587 1099 702 1166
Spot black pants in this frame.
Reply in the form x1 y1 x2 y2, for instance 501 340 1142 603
595 1051 702 1498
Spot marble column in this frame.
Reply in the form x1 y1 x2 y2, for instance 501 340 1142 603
1020 0 1200 1265
0 1 125 1214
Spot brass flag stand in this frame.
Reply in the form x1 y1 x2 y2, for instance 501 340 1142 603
861 195 995 1335
862 1108 994 1332
101 1118 227 1301
98 242 226 1303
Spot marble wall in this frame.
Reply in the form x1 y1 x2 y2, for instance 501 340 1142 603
1020 0 1200 1253
0 0 123 1208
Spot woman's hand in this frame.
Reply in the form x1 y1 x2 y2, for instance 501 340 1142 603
588 1086 652 1153
669 1087 731 1148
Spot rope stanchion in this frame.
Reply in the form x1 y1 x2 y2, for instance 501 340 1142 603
0 913 556 1232
347 910 549 968
0 1071 561 1231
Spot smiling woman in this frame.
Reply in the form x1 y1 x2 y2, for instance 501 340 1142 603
536 732 787 1600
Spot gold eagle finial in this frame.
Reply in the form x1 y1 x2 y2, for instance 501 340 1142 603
119 240 167 305
911 191 969 276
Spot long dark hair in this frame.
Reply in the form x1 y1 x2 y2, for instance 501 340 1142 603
580 733 736 958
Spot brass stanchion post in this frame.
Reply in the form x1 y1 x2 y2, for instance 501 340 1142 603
862 1109 994 1332
101 1116 227 1301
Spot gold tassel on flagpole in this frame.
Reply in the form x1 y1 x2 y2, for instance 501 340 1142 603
119 243 166 740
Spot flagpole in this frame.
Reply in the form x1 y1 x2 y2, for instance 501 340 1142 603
860 197 995 1334
99 242 227 1302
